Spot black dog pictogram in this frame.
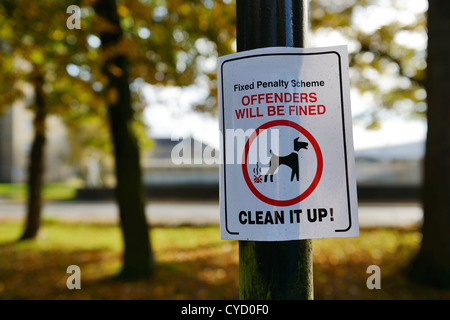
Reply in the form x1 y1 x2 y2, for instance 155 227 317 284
263 137 308 182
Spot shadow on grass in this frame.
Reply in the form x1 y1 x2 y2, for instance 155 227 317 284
313 228 450 300
0 242 239 300
2 227 450 300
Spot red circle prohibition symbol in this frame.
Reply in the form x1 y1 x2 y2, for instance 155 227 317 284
242 119 323 207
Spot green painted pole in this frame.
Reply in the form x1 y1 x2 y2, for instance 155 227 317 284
236 0 313 300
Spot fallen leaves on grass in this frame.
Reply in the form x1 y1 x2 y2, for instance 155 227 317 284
0 222 450 299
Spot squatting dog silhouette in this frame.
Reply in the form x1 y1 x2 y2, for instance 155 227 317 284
263 137 308 183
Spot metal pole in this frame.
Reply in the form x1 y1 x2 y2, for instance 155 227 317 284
236 0 313 300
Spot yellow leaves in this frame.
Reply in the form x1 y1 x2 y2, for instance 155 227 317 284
198 19 209 32
117 4 130 17
312 228 425 299
107 87 119 104
107 64 123 78
92 15 121 37
116 37 139 59
198 267 227 283
98 37 137 63
178 3 192 16
30 49 45 65
51 29 65 41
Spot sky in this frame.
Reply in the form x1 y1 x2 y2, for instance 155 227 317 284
143 0 428 152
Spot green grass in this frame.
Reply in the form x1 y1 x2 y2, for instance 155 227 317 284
0 181 81 201
0 221 449 300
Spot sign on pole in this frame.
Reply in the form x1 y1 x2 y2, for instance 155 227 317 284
218 45 359 241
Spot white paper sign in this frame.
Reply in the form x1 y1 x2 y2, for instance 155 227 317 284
218 46 359 241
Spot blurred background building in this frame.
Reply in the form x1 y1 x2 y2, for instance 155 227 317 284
0 101 71 183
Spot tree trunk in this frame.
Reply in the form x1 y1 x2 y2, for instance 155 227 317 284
20 67 46 240
94 0 155 279
409 0 450 288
